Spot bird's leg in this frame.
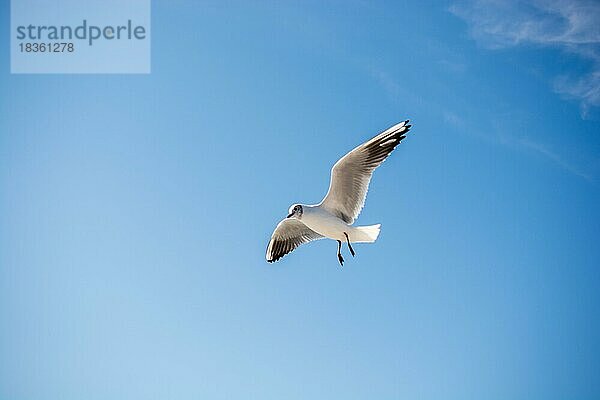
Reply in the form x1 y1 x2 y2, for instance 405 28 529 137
337 240 344 266
344 232 355 257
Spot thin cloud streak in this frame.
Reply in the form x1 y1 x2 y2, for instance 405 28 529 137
516 137 594 181
444 109 595 182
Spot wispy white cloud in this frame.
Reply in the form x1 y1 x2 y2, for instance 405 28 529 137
441 108 596 181
368 66 424 107
450 0 600 115
437 59 467 74
443 110 466 128
515 136 593 181
491 114 595 181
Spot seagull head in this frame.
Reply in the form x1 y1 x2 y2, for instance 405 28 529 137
287 204 303 219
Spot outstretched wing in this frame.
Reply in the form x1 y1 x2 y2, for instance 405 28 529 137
266 218 324 262
319 120 411 224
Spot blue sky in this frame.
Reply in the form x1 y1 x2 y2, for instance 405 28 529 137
1 1 599 399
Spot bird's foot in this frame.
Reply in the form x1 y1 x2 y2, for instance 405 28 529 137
338 253 344 266
344 232 356 257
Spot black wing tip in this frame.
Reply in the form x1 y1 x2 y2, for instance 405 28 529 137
402 120 411 131
388 120 410 137
266 251 284 263
398 119 412 138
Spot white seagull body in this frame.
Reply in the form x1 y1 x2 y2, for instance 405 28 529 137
266 120 412 265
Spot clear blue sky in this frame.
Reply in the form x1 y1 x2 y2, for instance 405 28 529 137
1 1 600 399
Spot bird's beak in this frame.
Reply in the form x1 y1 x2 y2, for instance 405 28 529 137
286 213 294 218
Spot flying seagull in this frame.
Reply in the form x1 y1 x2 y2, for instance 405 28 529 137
266 120 412 266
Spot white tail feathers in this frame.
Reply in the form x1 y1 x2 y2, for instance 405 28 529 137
352 224 381 243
